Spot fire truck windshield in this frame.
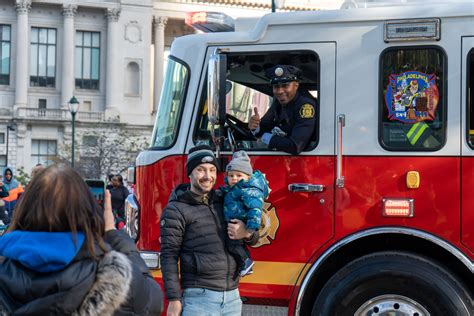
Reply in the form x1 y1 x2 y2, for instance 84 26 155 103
151 57 189 149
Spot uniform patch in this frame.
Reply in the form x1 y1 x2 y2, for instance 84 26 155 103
299 103 315 119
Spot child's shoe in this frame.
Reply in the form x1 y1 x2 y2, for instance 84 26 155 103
240 258 254 276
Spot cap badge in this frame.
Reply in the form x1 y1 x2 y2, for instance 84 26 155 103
274 67 284 77
201 156 214 163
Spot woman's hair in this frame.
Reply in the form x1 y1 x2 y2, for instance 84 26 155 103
115 174 123 185
9 164 107 258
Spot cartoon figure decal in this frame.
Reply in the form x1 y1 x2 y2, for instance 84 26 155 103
385 71 439 124
251 201 280 248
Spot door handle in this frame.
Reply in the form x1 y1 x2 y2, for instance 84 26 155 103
288 183 325 193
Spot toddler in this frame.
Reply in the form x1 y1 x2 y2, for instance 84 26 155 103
223 151 270 276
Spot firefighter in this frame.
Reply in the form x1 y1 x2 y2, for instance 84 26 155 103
248 64 317 154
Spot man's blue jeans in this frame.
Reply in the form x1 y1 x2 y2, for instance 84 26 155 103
182 288 242 316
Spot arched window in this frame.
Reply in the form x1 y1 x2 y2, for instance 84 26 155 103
125 61 140 96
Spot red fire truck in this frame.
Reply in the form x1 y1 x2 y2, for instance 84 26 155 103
126 2 474 315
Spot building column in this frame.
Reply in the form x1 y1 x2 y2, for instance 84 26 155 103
104 7 121 119
153 16 167 113
61 5 77 107
14 0 31 108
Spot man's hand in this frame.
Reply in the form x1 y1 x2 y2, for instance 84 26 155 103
167 300 182 316
228 219 252 240
104 190 116 232
248 107 261 131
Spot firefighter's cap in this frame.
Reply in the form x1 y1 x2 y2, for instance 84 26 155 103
186 145 218 176
265 65 302 85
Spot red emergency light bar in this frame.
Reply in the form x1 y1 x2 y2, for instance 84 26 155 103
382 198 414 218
185 12 235 33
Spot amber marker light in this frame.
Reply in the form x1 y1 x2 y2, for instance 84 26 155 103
382 198 414 218
406 171 420 189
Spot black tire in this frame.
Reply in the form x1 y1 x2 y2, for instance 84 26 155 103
312 251 473 316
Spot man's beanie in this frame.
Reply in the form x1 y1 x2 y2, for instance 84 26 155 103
186 145 218 176
226 150 253 176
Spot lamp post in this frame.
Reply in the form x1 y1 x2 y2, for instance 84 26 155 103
271 0 286 12
68 96 80 167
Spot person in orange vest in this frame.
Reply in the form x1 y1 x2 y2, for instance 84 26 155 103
3 167 24 224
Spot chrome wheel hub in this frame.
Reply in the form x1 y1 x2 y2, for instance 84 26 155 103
355 294 430 316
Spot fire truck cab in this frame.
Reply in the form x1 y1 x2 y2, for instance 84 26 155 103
128 2 474 315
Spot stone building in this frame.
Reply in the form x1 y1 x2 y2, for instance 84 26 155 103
0 0 340 177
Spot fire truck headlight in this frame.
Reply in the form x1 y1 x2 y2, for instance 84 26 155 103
125 194 139 241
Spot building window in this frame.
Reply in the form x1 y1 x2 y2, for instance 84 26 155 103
31 139 57 166
30 27 56 87
75 31 100 89
38 99 47 116
0 155 5 167
125 61 140 96
82 135 98 147
82 100 92 111
0 25 11 85
0 132 4 144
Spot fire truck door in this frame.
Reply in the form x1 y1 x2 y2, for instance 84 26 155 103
461 36 474 253
193 42 336 292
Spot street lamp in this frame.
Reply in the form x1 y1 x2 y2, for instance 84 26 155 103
68 96 80 167
271 0 286 12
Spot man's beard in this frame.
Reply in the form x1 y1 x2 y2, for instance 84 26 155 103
191 179 214 195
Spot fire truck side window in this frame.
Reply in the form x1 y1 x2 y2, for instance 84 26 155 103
194 51 320 152
380 47 446 151
151 58 189 149
467 48 474 148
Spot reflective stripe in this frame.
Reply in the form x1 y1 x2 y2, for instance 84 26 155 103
151 261 309 286
406 122 428 145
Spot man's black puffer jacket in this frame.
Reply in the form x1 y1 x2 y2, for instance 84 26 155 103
160 184 240 300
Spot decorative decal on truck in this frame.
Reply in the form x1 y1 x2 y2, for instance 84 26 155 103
252 201 280 248
385 71 439 123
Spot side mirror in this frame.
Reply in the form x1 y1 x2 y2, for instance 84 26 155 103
207 51 227 125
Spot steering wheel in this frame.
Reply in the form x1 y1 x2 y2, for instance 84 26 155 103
225 114 256 140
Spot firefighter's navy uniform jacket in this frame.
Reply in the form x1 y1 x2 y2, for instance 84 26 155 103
256 90 316 154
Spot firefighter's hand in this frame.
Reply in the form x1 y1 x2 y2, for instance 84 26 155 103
104 190 115 232
167 300 182 316
228 219 252 240
248 107 261 131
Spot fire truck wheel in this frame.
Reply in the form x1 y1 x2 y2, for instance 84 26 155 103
311 251 473 316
